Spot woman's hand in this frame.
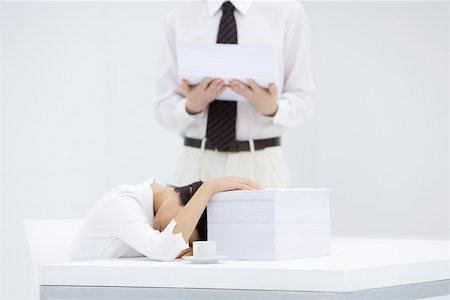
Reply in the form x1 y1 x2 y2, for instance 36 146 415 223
176 247 193 258
202 177 263 196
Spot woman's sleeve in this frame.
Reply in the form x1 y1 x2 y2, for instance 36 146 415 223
106 195 188 261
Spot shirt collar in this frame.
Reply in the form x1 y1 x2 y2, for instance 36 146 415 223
207 0 252 17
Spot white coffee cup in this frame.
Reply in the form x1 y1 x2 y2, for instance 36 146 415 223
193 241 216 258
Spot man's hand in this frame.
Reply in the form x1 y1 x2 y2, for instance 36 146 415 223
182 78 226 115
229 79 278 117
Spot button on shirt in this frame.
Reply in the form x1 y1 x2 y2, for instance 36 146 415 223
154 0 314 141
69 178 188 262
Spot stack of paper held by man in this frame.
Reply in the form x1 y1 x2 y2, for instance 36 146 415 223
207 189 331 260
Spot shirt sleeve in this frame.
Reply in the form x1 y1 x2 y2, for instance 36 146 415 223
273 2 314 127
154 11 206 133
106 194 188 262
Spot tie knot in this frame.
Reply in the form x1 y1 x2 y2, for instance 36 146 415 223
222 1 235 13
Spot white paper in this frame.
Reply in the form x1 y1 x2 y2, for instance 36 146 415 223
207 188 331 260
177 41 280 101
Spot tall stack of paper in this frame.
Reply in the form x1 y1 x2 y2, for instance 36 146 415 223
207 189 330 260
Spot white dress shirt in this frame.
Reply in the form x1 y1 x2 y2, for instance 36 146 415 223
69 178 188 262
154 0 314 141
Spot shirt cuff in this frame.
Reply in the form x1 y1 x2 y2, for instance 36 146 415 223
273 100 291 126
161 219 189 253
174 98 205 127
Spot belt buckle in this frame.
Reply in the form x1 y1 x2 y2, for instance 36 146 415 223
227 141 239 152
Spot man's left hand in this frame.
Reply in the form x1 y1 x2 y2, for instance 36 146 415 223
229 79 278 117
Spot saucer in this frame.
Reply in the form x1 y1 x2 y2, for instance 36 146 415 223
182 255 226 264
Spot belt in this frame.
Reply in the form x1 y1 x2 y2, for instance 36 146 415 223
184 137 281 152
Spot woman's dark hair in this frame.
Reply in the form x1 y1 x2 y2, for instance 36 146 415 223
174 181 207 241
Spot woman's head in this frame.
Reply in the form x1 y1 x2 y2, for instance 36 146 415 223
152 181 206 244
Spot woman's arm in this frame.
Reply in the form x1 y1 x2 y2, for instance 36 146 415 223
106 177 260 261
106 195 189 261
173 177 261 242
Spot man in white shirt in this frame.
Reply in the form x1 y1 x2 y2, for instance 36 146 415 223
69 177 260 262
155 0 314 188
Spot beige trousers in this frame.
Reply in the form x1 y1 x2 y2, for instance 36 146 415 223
174 145 290 188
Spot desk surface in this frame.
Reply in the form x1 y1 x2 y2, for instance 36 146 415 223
39 238 450 293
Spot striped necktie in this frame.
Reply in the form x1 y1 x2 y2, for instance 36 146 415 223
206 1 238 151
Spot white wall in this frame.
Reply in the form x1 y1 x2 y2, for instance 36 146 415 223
0 3 4 299
297 1 448 238
0 1 448 299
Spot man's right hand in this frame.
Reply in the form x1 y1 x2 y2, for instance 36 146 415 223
181 78 226 115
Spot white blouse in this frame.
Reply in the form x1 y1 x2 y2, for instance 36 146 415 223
154 0 314 141
69 178 188 262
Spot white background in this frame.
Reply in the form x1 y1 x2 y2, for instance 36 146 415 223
0 1 448 299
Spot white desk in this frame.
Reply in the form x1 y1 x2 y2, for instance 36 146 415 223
39 238 450 299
